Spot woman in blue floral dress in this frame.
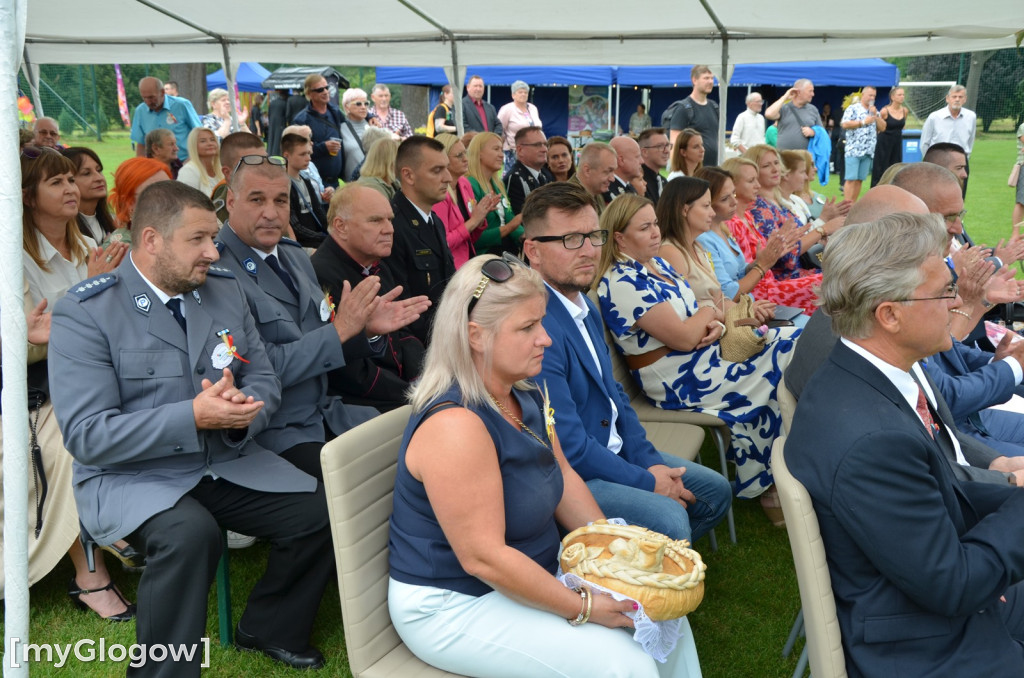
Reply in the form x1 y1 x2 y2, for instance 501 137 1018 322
595 193 799 505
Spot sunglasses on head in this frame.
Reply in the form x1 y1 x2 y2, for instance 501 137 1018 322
232 154 286 174
468 252 529 317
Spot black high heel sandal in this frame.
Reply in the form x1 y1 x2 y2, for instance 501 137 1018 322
99 542 146 571
68 578 136 622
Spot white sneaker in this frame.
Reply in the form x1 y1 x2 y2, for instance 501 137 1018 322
227 531 257 549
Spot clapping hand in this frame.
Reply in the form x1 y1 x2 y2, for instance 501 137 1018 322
365 285 431 336
193 368 264 430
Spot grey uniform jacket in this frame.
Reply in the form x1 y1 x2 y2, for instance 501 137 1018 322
49 259 315 545
216 226 377 451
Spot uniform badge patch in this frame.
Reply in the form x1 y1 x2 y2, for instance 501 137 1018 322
134 294 151 312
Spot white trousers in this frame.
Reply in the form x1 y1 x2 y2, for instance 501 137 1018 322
388 578 702 678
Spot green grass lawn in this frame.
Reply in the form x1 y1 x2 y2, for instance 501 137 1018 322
9 128 1016 676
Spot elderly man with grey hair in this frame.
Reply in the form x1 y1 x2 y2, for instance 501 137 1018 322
730 92 766 153
369 84 413 140
33 116 63 148
497 79 542 173
920 84 977 195
786 212 1024 678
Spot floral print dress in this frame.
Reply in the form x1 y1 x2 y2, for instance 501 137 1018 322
598 256 799 498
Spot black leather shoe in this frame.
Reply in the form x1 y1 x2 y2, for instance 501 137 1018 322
235 626 325 670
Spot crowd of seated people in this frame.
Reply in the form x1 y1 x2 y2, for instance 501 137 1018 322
13 72 1024 678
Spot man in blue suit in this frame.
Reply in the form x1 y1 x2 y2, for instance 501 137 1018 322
523 182 731 543
787 213 1024 677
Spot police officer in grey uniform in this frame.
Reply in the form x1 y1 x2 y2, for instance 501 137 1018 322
215 156 430 476
49 181 332 675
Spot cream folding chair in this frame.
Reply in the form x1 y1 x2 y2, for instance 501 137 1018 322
772 437 847 678
321 406 465 677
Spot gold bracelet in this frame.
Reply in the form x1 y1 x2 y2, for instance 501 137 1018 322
750 263 766 278
580 586 593 625
950 309 972 320
567 587 589 626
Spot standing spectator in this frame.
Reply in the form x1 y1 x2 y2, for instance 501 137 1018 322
628 103 652 136
504 126 552 215
427 85 457 137
292 74 346 188
462 75 503 135
369 84 413 140
545 136 576 183
249 92 265 140
730 92 766 154
638 127 671 206
840 86 884 202
144 128 182 179
285 88 308 126
871 86 906 186
920 84 977 196
342 88 373 141
33 117 63 149
667 65 720 165
176 127 223 197
130 76 200 162
764 79 822 151
497 80 542 174
163 81 178 96
201 88 250 140
266 90 288 156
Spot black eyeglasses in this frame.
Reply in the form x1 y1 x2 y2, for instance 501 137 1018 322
232 154 286 174
529 230 609 250
468 252 528 317
518 142 547 148
310 86 329 93
642 143 671 151
351 101 368 106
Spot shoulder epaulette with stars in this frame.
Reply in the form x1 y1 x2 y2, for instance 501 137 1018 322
206 265 236 278
66 274 118 300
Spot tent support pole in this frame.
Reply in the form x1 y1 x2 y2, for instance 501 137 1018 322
699 0 729 162
450 40 463 136
21 46 42 118
5 1 32 676
220 41 240 132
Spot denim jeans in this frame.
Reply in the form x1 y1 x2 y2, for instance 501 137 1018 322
586 452 731 543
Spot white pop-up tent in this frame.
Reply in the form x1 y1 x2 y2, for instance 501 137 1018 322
4 1 1022 675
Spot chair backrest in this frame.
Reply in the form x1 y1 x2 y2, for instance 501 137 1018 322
778 375 798 435
321 406 412 677
585 288 643 402
771 437 848 678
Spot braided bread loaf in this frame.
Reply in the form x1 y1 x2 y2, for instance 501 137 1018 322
560 521 706 621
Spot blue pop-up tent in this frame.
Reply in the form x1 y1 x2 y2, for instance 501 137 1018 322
206 61 271 92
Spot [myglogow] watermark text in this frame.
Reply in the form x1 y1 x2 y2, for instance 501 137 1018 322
7 637 210 668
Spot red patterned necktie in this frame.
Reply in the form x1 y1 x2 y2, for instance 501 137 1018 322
915 386 936 439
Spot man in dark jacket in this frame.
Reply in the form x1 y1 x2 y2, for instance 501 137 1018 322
292 75 346 188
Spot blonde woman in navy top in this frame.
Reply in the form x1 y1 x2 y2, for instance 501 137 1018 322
388 254 692 677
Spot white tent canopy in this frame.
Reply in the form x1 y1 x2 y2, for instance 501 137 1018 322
5 2 1022 675
24 0 1022 66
